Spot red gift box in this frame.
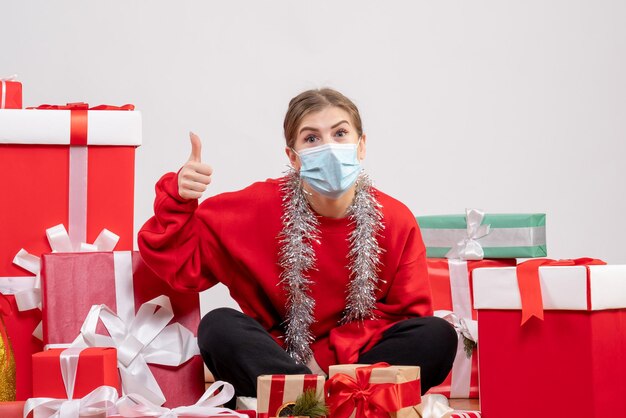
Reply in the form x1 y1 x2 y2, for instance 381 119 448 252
257 374 325 418
0 401 26 418
473 262 626 418
0 104 140 400
41 250 204 408
0 77 22 109
32 347 120 399
426 258 516 399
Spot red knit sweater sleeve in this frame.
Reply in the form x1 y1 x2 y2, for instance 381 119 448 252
327 196 432 365
137 171 219 292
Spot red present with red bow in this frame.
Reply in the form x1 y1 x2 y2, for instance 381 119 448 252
0 76 21 109
0 103 140 400
41 251 205 408
326 363 421 418
473 258 626 418
257 374 325 418
426 258 515 399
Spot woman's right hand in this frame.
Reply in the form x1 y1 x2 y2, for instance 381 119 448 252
178 132 214 200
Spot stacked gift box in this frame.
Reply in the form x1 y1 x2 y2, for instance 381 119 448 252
417 210 547 400
0 79 216 416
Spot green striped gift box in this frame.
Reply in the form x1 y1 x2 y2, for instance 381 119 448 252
416 213 547 259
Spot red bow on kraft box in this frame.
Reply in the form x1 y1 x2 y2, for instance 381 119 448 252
516 258 606 324
326 363 421 418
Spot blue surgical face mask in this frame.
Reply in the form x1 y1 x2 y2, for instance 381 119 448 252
294 139 362 199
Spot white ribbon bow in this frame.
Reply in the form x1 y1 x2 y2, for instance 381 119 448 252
23 385 119 418
0 224 119 339
71 295 200 406
117 381 248 418
434 310 478 347
445 209 491 260
0 74 18 81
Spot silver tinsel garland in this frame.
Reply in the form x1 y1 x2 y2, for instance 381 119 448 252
278 169 384 364
342 174 385 323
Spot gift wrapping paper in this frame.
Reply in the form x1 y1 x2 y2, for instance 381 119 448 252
426 258 516 398
417 212 546 259
0 105 140 400
0 77 22 109
327 363 421 418
41 251 205 408
473 262 626 418
32 348 120 399
257 374 325 418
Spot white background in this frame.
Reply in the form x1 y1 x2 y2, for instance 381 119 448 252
3 1 625 312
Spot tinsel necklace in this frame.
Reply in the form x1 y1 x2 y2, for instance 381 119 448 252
278 168 384 364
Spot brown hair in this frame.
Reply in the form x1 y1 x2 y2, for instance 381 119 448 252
283 88 363 148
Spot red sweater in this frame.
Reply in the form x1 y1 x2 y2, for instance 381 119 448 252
138 173 432 372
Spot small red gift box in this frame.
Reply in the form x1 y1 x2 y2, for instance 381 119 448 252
32 347 120 399
257 374 325 418
0 77 22 109
0 401 26 418
41 251 205 408
426 258 515 399
0 104 140 400
473 261 626 418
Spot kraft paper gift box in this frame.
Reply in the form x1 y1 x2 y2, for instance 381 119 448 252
0 76 22 109
257 374 325 418
0 103 141 400
326 363 421 418
426 258 516 399
473 260 626 418
32 348 120 399
417 210 546 259
41 251 205 408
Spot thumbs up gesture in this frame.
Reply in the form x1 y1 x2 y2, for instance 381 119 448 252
178 132 214 200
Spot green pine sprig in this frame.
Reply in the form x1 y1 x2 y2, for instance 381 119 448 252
280 388 328 418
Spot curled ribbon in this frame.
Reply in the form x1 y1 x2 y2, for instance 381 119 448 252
416 394 454 418
445 209 491 261
1 224 119 340
116 381 248 418
23 385 119 418
71 295 200 406
325 362 422 418
516 257 606 325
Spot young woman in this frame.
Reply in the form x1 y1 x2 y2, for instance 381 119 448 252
138 88 457 399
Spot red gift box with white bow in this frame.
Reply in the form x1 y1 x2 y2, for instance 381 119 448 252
0 103 141 400
41 250 205 408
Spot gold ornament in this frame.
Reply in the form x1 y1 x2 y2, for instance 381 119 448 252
0 314 16 401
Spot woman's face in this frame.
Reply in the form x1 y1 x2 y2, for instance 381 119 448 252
286 106 367 169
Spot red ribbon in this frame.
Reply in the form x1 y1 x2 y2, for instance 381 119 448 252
325 363 421 418
28 102 135 111
26 103 134 145
517 258 606 325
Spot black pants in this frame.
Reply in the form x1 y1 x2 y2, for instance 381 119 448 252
198 308 457 400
